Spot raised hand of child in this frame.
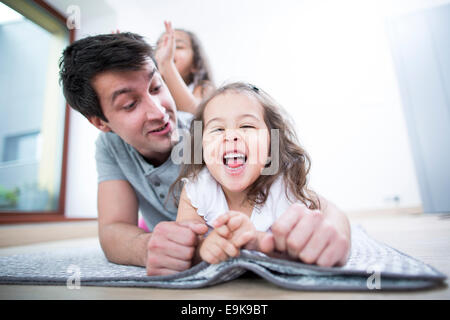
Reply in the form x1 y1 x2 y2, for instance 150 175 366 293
199 225 239 264
155 21 175 70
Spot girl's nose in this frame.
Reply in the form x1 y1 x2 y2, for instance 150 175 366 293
224 129 240 142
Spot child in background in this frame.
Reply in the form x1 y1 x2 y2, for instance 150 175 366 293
137 21 215 233
173 82 325 265
155 21 214 114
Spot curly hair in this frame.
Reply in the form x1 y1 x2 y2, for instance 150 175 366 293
170 82 320 210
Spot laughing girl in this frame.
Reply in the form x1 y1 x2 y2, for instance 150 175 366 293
172 82 347 266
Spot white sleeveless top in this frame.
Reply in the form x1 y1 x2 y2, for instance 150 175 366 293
182 168 303 232
187 82 195 93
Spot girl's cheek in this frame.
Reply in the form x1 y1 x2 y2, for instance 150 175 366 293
203 135 222 166
245 130 270 166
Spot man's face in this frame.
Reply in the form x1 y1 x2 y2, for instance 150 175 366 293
91 59 178 164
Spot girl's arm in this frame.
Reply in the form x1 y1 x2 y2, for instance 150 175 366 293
159 61 201 114
176 186 238 264
192 82 215 100
155 21 205 114
176 185 205 224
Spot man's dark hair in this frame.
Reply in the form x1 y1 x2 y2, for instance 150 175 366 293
59 32 154 122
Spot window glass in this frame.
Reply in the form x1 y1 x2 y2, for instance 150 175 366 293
0 2 68 212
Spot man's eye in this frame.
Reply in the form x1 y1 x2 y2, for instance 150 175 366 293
151 85 161 94
123 102 136 110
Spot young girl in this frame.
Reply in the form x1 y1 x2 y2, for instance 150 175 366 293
172 82 321 264
155 21 214 114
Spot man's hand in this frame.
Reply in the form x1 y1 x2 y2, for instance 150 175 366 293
271 202 350 267
146 220 208 275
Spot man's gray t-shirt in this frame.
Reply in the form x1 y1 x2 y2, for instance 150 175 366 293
95 111 193 231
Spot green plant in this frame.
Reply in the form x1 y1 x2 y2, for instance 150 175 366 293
0 185 20 207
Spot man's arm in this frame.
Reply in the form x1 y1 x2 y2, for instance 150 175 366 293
98 180 209 275
97 180 149 267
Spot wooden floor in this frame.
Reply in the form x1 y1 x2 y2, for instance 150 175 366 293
0 209 449 299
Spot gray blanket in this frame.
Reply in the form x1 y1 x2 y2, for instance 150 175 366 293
0 226 446 291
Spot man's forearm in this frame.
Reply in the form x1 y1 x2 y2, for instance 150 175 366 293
99 222 151 267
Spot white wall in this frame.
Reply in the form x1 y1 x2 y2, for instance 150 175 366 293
47 0 117 218
50 0 450 217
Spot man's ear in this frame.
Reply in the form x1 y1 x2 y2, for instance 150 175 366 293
88 116 111 132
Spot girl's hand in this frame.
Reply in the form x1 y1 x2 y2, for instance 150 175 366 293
212 211 257 248
155 21 175 71
243 231 275 254
199 228 240 264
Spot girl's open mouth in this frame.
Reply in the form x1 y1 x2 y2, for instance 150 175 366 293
223 152 247 175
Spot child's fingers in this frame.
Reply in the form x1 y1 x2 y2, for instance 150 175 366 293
200 242 225 264
227 215 244 232
213 234 239 258
214 224 231 239
222 239 239 258
167 21 173 33
213 232 239 258
211 242 227 262
157 34 168 49
232 231 256 248
212 213 234 228
258 233 275 254
200 245 219 264
164 20 174 40
200 232 240 264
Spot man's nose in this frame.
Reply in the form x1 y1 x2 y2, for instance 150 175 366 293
143 96 165 121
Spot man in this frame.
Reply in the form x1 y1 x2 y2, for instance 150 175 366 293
59 32 350 276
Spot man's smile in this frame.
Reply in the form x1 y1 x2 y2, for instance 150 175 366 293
148 121 170 134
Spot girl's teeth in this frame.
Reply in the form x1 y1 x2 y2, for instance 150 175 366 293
224 152 245 158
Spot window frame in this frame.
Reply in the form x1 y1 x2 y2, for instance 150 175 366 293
0 0 92 224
